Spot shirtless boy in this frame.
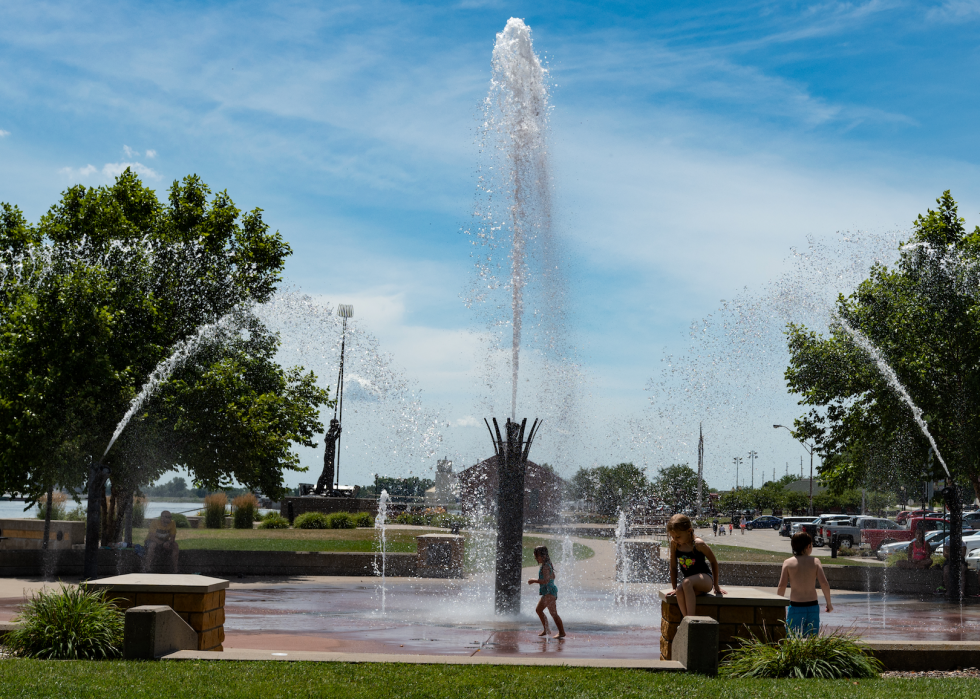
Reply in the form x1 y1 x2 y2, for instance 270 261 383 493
776 531 833 636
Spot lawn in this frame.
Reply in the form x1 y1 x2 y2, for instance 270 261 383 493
707 544 878 567
134 527 595 566
0 660 973 699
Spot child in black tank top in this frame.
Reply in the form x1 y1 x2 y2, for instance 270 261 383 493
666 513 726 618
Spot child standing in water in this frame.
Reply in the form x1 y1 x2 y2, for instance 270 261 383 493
527 545 566 638
666 514 725 617
777 531 833 636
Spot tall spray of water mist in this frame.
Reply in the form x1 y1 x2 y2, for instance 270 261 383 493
836 317 951 478
473 18 553 420
103 308 243 458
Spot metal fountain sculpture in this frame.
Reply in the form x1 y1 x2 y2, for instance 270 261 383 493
314 304 352 496
484 416 542 615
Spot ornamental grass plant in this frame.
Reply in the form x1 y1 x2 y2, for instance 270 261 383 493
232 493 259 529
132 495 147 527
34 491 67 521
203 492 228 529
4 584 124 660
720 627 883 679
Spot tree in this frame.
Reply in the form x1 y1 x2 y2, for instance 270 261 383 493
785 191 980 600
568 463 648 515
650 464 710 512
0 171 328 576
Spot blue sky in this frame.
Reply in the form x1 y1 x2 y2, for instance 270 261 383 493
3 1 980 490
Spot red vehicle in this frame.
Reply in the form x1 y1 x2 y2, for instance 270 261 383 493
896 509 934 525
864 515 951 551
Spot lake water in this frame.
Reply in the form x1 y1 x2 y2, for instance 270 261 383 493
0 499 275 521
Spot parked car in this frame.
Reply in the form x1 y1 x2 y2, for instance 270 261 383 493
896 509 934 525
822 516 905 550
967 547 980 571
929 530 978 557
876 529 952 560
962 511 980 528
746 515 782 531
936 532 980 557
779 516 815 537
796 515 852 546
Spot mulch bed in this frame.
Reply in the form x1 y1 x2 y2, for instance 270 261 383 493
881 667 980 678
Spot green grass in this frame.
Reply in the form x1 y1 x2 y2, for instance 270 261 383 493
521 536 594 567
701 544 878 566
131 528 595 562
0 660 975 699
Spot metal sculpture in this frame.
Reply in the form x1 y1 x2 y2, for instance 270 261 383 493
484 416 542 615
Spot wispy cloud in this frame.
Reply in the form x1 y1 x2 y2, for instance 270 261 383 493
0 129 9 137
927 0 980 20
59 161 160 182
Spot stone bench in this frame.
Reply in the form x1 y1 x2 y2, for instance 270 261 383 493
0 518 85 550
416 534 464 578
86 573 229 651
659 586 789 660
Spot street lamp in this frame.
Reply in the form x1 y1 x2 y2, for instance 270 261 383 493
732 456 743 490
774 425 816 516
748 450 758 489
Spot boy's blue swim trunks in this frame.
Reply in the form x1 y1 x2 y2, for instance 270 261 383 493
786 600 820 636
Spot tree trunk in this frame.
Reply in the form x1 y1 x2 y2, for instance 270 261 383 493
84 462 110 580
41 486 53 550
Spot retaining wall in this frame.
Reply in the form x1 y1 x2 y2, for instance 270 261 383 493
0 549 417 578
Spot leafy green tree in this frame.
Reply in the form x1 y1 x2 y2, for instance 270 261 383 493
0 171 328 574
568 463 648 515
650 463 710 511
785 191 980 599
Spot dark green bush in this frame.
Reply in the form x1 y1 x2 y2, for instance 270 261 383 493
259 513 290 529
326 512 355 529
131 497 146 527
353 512 374 527
294 512 329 529
720 627 883 679
4 584 124 659
172 513 190 529
393 511 466 529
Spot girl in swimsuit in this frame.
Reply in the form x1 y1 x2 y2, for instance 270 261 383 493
898 526 934 569
528 545 566 638
666 513 725 618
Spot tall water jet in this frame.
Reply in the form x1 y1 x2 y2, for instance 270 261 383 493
836 318 951 479
375 489 391 615
476 18 553 420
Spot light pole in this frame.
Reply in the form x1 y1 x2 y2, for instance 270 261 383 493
748 450 758 489
732 456 742 490
774 425 816 516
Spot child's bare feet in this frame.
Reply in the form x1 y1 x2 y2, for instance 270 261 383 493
554 633 565 639
538 629 549 636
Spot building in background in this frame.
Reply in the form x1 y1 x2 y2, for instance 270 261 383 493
456 457 562 524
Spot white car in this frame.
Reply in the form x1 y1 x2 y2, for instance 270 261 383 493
968 547 980 571
935 532 980 557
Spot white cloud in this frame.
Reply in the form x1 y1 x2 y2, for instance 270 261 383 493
123 144 137 158
454 416 480 427
145 149 156 158
0 129 9 137
927 0 980 20
59 161 160 182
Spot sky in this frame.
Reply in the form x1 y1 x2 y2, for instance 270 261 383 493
3 0 980 492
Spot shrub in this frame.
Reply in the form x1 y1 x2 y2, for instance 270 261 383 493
720 627 884 679
132 496 147 527
837 546 856 556
203 492 227 529
353 512 374 527
326 512 355 529
232 493 259 529
35 492 68 521
393 510 466 529
171 513 190 529
294 512 329 529
64 506 86 522
259 513 290 529
4 584 124 660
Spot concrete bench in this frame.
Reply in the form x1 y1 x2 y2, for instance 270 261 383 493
660 586 789 661
86 574 229 651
